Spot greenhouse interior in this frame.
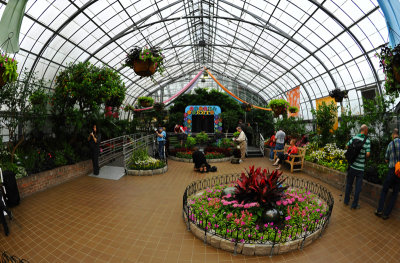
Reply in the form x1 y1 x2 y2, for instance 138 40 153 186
1 0 400 262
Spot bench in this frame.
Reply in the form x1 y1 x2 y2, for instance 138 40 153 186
274 145 307 173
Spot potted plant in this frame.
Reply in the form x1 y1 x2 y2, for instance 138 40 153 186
153 102 164 112
268 99 290 117
29 90 48 106
329 88 348 103
124 46 165 78
241 103 252 112
0 54 18 88
377 44 400 95
288 106 299 114
137 96 154 107
124 104 135 112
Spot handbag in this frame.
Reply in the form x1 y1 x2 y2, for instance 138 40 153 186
392 140 400 178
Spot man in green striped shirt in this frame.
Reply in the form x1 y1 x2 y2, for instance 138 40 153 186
344 124 371 209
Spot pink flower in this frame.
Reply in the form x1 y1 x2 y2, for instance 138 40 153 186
276 200 282 206
285 216 291 221
282 201 288 206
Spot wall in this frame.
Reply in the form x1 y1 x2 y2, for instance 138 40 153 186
303 161 400 220
16 160 92 198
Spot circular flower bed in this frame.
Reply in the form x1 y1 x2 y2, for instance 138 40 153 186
170 147 233 163
127 148 167 176
183 166 334 256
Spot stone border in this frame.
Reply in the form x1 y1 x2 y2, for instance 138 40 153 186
126 165 168 176
183 213 322 256
169 155 233 163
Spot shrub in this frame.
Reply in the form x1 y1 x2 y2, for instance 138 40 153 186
217 138 234 148
54 150 68 167
195 131 209 144
185 136 196 148
128 147 166 170
176 151 192 159
204 152 225 159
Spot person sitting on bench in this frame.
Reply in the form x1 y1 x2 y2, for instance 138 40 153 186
192 147 210 173
273 139 298 170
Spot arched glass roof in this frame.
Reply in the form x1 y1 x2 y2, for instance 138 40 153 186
0 0 390 119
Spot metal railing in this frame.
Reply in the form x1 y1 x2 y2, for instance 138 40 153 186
1 251 29 262
183 174 334 256
122 134 156 170
98 133 144 167
259 133 265 157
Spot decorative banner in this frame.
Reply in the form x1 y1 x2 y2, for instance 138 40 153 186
205 69 272 111
134 69 204 112
184 105 222 134
316 97 338 132
286 86 300 117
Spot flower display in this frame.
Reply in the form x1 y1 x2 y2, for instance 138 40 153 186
128 148 166 170
305 143 347 172
187 167 329 243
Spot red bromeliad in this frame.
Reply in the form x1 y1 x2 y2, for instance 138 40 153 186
234 166 287 208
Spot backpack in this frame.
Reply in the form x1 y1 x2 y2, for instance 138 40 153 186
345 136 367 165
210 166 217 172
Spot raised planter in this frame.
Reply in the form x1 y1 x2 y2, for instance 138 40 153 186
169 156 233 163
16 160 92 199
303 161 400 220
126 165 168 176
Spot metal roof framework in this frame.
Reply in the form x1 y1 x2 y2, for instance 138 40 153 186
0 0 389 119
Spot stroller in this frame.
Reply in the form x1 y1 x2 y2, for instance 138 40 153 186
0 168 13 236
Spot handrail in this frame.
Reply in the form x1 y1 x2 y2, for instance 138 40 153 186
98 133 145 167
259 133 265 156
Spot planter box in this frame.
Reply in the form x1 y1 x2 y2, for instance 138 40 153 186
169 156 233 163
17 160 92 199
303 161 400 220
126 165 168 176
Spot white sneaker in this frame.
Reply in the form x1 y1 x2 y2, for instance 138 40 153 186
239 160 243 163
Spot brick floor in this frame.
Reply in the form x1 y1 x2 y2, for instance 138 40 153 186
1 158 399 262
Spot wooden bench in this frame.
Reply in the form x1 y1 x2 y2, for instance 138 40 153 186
274 145 307 173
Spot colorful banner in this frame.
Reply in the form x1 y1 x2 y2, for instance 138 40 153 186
286 86 300 117
184 105 222 133
316 97 338 131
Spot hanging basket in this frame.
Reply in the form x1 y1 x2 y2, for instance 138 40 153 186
272 106 286 117
133 59 157 77
0 66 5 88
288 107 298 114
241 103 252 112
393 61 400 84
140 101 152 107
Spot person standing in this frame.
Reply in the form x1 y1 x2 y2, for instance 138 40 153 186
234 126 247 163
88 124 100 176
375 128 400 219
274 129 286 160
174 124 186 147
245 123 253 146
156 127 166 160
268 131 276 161
344 124 370 209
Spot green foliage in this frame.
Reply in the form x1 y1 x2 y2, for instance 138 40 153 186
0 54 18 83
245 109 274 138
176 151 192 159
305 143 347 172
218 138 234 148
195 131 209 144
137 96 154 106
334 107 357 149
54 150 68 167
376 45 400 96
288 106 299 113
185 135 196 148
128 147 165 170
311 101 337 146
268 99 290 108
233 131 240 138
275 117 306 139
205 152 225 159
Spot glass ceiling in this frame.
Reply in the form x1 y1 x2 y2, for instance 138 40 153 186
0 0 390 119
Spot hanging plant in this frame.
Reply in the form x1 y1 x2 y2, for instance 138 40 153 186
124 46 165 79
137 96 154 107
0 54 18 87
241 103 252 112
268 99 290 117
288 106 299 113
124 104 135 112
153 102 164 111
376 44 400 96
329 88 348 103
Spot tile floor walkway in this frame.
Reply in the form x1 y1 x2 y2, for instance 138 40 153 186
1 158 399 262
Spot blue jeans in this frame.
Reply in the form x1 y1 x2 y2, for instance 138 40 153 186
269 146 275 159
377 168 400 216
344 167 364 208
158 140 165 160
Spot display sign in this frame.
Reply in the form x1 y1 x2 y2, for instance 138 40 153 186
184 105 222 133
